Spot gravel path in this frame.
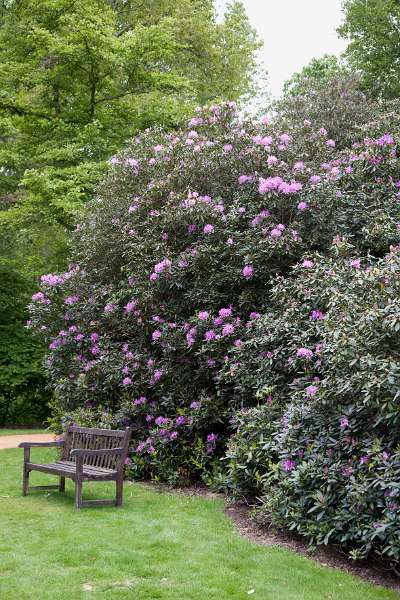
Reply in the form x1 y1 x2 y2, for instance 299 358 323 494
0 434 54 450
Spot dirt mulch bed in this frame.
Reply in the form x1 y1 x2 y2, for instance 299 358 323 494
143 481 400 593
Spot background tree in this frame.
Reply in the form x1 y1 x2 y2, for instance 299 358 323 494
338 0 400 98
282 54 347 97
0 0 260 423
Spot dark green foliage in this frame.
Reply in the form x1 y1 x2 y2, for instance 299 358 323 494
0 265 51 424
226 247 400 568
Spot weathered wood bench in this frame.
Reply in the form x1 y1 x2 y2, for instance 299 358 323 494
19 425 131 509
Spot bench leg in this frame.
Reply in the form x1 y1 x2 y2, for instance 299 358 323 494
59 477 65 492
75 479 83 509
116 477 123 507
23 466 30 496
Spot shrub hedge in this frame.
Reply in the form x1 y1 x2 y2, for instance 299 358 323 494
28 94 400 568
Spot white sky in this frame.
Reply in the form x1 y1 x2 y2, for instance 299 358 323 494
222 0 348 98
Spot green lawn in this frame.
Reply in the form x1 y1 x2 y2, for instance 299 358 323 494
0 428 47 436
0 447 398 600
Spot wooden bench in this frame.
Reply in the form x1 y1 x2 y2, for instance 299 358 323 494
19 426 132 509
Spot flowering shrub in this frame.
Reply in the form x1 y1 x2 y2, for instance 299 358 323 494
225 245 400 567
275 73 381 151
28 100 400 567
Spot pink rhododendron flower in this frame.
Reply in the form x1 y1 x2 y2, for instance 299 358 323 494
302 259 314 268
309 175 321 185
270 228 282 237
259 176 283 193
198 311 209 321
204 330 216 341
189 116 203 126
282 459 296 472
134 396 147 405
293 161 305 172
376 133 394 146
126 157 139 169
154 258 171 274
279 133 290 144
222 323 234 336
296 348 313 358
153 369 163 381
41 273 64 286
124 301 136 313
219 307 232 318
249 311 260 320
350 259 361 269
297 201 307 211
203 224 214 234
342 466 353 477
64 295 79 305
310 310 325 320
242 265 254 279
306 385 318 397
104 303 117 313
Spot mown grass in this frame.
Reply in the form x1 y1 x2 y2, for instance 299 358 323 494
0 446 399 600
0 428 47 436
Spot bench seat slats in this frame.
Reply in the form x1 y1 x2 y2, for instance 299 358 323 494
26 460 117 480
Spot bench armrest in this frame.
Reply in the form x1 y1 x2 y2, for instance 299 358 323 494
70 448 123 458
18 441 64 448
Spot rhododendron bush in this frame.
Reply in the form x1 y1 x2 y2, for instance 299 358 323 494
223 244 400 567
28 102 400 565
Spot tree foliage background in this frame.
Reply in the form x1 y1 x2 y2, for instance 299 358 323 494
338 0 400 99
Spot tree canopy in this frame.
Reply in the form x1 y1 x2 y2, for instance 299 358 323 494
338 0 400 98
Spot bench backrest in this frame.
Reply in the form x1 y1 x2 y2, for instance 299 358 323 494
61 426 131 470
